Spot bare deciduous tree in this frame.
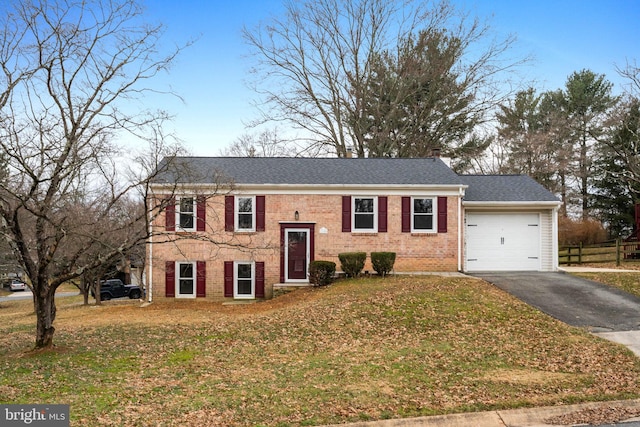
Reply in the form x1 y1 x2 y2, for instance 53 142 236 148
617 59 640 96
243 0 525 159
0 0 185 349
220 128 298 157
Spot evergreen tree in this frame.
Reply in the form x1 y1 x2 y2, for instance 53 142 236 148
593 97 640 237
358 29 480 159
496 88 557 191
562 70 617 219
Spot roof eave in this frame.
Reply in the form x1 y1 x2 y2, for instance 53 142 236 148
463 200 562 209
150 182 468 193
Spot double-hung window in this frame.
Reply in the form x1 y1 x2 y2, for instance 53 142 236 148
177 197 195 231
236 196 255 231
412 197 436 232
176 262 196 298
352 197 377 232
234 261 255 299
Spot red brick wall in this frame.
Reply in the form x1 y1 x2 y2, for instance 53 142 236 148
150 193 460 300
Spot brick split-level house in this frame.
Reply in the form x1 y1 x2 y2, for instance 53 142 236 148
147 157 561 301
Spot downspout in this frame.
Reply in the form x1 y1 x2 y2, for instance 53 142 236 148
552 206 559 271
458 186 463 272
147 196 153 303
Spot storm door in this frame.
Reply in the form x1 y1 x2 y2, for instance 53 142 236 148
285 229 310 282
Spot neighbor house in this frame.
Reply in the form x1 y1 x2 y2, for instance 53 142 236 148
146 157 561 301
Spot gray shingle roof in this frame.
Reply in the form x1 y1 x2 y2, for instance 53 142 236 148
154 157 464 186
460 175 560 202
153 157 559 203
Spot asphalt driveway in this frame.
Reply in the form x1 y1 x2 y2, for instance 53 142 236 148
472 272 640 332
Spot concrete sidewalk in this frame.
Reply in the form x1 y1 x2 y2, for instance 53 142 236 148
322 399 640 427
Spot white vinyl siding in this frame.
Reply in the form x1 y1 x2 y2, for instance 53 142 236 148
539 210 555 271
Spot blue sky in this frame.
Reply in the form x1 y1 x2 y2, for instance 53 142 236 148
143 0 640 156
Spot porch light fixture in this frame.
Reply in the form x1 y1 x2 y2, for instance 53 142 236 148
294 211 299 221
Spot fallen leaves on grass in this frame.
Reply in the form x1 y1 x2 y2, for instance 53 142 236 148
574 271 640 298
1 276 640 427
546 404 640 425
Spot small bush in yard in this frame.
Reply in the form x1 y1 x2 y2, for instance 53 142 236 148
308 261 336 286
371 252 396 276
338 252 366 278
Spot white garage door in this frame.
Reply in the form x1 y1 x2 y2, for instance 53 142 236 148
465 213 541 271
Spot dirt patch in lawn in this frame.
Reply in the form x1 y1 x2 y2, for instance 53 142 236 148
479 368 582 386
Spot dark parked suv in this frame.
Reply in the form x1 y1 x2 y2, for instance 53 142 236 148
92 279 143 300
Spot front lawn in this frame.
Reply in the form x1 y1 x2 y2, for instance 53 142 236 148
1 276 639 426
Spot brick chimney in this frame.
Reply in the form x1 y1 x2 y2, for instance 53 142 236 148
345 147 353 158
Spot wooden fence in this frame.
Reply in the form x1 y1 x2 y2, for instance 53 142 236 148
559 239 640 266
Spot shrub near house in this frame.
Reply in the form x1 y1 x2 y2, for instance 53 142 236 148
148 157 561 301
308 261 336 286
371 252 396 276
338 252 366 278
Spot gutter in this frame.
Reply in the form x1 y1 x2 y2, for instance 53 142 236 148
458 186 463 272
150 182 469 196
552 205 560 271
462 201 562 209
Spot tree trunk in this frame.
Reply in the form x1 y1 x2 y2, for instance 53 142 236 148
580 132 589 220
34 288 57 349
95 279 102 305
560 172 568 218
79 278 89 306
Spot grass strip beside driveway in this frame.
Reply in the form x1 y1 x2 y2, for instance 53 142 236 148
1 275 639 426
574 272 640 298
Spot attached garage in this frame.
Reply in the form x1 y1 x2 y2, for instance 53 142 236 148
460 175 562 272
465 212 541 271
